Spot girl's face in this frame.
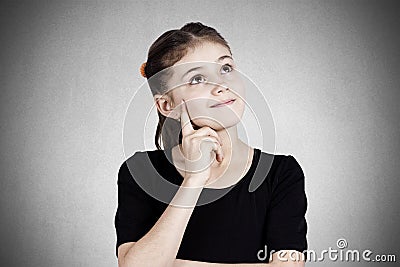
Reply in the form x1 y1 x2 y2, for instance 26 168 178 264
157 42 246 131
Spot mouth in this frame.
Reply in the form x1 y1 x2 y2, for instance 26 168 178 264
210 99 236 108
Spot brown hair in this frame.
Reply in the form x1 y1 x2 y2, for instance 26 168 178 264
143 22 232 150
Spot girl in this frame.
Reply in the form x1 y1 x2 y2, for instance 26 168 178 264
115 22 307 266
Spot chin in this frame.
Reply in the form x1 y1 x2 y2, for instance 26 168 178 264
192 117 242 131
190 101 245 130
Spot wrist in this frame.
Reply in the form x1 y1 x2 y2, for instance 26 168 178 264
182 175 209 188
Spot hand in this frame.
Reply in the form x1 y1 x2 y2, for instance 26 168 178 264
179 99 224 184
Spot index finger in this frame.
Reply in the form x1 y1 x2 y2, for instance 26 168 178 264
180 99 194 135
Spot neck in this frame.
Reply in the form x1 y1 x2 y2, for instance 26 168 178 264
211 125 247 168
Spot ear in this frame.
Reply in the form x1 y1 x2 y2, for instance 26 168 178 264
154 94 180 120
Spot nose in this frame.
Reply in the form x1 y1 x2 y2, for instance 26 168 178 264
211 83 229 95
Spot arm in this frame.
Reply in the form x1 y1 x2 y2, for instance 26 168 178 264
119 155 308 267
169 155 308 267
119 100 224 267
173 250 305 266
170 156 309 267
118 178 206 267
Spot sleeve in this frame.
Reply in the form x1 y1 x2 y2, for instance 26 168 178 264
265 155 308 260
114 153 160 257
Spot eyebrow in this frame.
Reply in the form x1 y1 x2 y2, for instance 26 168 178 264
181 55 233 79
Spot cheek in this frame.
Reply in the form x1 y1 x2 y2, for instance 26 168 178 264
180 90 210 110
235 97 245 111
186 98 209 117
173 86 206 103
228 74 246 98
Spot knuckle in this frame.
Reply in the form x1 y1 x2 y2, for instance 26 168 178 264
203 136 216 142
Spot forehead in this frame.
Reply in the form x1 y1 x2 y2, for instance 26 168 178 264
175 42 231 65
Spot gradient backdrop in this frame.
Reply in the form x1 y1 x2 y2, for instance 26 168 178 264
0 0 399 266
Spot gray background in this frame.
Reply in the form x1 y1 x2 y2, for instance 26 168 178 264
1 0 399 266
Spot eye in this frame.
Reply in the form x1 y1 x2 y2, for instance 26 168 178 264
189 74 206 85
221 64 233 74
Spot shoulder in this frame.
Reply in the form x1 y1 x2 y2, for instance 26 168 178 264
270 153 304 176
120 149 166 170
269 153 305 195
256 151 305 188
247 149 304 192
124 149 165 165
117 149 183 190
255 150 304 174
117 149 167 183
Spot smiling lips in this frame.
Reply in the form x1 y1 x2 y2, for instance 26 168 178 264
210 99 236 108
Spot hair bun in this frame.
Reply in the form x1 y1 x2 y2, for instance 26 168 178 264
140 62 147 78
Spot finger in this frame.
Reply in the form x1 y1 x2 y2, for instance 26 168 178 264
198 137 224 162
190 126 222 145
180 99 194 136
213 141 224 162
